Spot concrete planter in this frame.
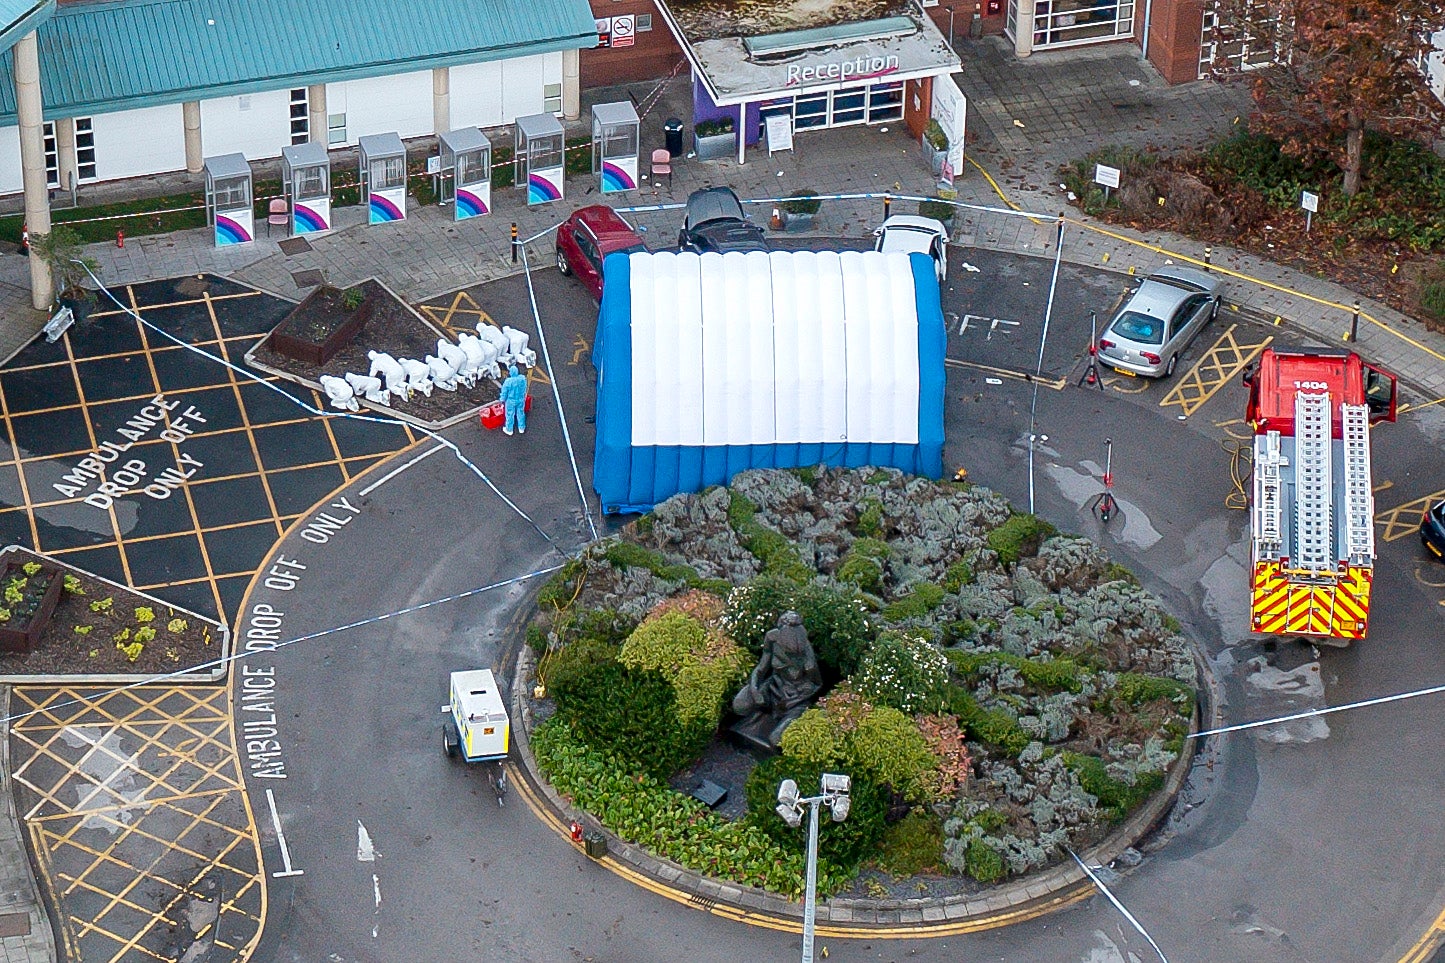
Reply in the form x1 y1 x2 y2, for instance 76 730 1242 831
694 131 735 161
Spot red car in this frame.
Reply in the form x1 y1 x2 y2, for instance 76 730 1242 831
555 205 647 299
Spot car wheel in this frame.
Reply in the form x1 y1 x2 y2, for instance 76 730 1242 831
556 248 572 276
1165 354 1179 377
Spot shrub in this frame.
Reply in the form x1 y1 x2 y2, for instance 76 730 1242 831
881 582 945 622
746 757 889 869
855 498 884 537
964 839 1006 883
1420 268 1445 324
536 558 584 611
941 559 974 593
695 117 734 137
874 810 944 878
620 599 749 730
533 718 850 898
1062 751 1164 822
555 607 637 650
342 286 366 310
916 713 972 797
845 706 940 802
1113 672 1194 709
923 119 948 151
779 708 844 767
780 190 822 216
851 631 950 715
836 553 884 594
986 513 1056 568
946 686 1029 757
604 540 701 585
947 651 1084 693
620 610 709 680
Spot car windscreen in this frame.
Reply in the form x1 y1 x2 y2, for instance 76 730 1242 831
1110 311 1164 345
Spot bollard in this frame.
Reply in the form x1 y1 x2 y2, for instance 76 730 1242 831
511 222 519 263
1204 246 1211 270
1349 301 1360 343
883 195 891 221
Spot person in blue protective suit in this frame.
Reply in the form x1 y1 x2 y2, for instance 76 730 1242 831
500 364 528 435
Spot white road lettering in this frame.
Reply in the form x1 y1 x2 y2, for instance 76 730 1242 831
264 789 304 878
357 820 379 862
300 497 364 543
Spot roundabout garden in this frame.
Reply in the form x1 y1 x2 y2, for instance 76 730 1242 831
525 467 1198 900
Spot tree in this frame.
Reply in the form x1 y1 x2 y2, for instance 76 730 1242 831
1210 0 1444 197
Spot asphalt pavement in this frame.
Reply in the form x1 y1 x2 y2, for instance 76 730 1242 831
2 36 1445 963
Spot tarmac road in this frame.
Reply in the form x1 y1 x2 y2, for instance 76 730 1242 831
234 247 1445 963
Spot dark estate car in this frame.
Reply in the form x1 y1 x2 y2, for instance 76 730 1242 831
556 205 647 299
1421 498 1445 559
677 186 768 254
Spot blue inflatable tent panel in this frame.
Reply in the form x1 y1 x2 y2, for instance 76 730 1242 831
593 249 945 514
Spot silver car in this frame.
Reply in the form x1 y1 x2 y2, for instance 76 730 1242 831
1096 265 1222 378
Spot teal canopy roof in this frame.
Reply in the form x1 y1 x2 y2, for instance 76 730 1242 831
0 0 596 125
0 0 52 55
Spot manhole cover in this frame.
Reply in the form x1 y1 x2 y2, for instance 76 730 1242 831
291 268 324 289
278 237 313 257
0 912 31 938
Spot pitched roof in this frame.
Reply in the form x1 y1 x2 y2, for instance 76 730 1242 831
0 0 53 55
0 0 596 125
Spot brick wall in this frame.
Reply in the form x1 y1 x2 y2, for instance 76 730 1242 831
580 0 686 87
1144 0 1207 85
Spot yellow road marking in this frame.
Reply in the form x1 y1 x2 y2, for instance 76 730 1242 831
1215 418 1254 441
1377 489 1445 542
1159 325 1271 418
944 357 1067 390
1399 902 1445 963
1104 376 1149 395
570 334 591 365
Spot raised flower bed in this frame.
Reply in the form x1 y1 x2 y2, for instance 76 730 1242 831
266 284 374 366
0 559 63 654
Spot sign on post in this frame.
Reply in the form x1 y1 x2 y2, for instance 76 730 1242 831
1301 190 1319 234
1094 163 1120 204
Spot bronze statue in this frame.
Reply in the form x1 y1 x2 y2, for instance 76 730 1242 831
731 611 823 749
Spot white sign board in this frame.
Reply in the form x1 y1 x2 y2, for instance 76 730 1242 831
929 76 967 188
1300 190 1319 213
764 113 794 155
426 155 442 176
611 14 635 48
1094 164 1121 189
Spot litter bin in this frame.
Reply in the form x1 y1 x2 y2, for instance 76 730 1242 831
583 830 608 860
664 118 684 158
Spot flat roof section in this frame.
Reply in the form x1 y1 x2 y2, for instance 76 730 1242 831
664 0 907 41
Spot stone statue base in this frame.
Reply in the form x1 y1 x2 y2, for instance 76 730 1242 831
727 713 791 758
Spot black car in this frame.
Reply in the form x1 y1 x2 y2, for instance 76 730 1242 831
1421 499 1445 559
677 187 768 254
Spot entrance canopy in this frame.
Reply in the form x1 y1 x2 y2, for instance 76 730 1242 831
655 0 958 106
592 249 945 514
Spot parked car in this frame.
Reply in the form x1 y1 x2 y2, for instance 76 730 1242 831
677 187 768 254
873 215 948 282
1421 498 1445 560
1096 266 1223 378
556 205 647 299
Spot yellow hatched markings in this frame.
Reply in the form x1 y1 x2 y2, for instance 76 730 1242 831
1159 325 1272 418
1377 488 1445 543
1400 905 1445 963
8 685 262 963
417 289 496 339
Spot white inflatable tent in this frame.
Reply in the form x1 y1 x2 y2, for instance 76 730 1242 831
593 249 945 514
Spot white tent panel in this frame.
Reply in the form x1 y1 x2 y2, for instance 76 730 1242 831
675 256 705 446
887 256 921 443
698 252 730 446
840 252 877 443
630 254 659 445
771 252 804 444
651 254 682 445
743 251 776 444
815 252 849 444
720 254 755 447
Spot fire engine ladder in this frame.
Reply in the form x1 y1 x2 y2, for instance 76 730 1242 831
1294 391 1334 574
1252 430 1286 559
1341 402 1375 567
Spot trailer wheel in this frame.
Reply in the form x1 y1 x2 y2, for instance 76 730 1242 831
443 719 460 759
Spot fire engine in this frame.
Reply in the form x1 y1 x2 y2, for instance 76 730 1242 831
1242 348 1397 644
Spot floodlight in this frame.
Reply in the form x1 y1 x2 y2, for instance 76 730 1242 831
777 778 800 807
830 794 850 822
776 802 803 828
821 773 851 795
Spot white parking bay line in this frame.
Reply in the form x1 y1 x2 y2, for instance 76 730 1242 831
359 443 447 496
266 788 304 878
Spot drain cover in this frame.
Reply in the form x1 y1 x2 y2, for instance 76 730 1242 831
278 237 313 256
290 268 324 289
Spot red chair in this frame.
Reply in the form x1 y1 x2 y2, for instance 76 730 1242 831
266 198 289 237
650 149 672 189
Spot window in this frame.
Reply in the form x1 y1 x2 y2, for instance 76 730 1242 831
602 125 637 159
289 88 309 145
370 156 406 190
543 83 563 115
42 121 58 188
1199 1 1283 79
294 166 326 199
1027 0 1135 49
866 81 904 123
830 89 867 126
212 175 251 210
636 13 652 30
327 112 347 146
74 117 96 181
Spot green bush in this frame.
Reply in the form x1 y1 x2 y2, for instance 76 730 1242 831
727 492 813 583
964 839 1006 883
525 622 547 657
852 631 950 715
620 611 708 679
836 553 884 594
534 718 851 897
536 558 585 611
855 498 884 537
1421 271 1445 323
1113 672 1194 709
986 513 1056 568
946 686 1030 757
722 576 875 680
874 810 944 877
604 541 699 585
1059 144 1158 216
553 606 637 650
779 708 844 767
1062 751 1164 822
881 582 945 622
620 609 749 729
746 757 889 870
845 705 941 802
917 199 954 223
549 650 707 779
780 189 822 216
947 651 1084 693
941 559 974 593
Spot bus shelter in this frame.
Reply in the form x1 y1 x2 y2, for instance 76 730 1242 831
592 101 639 194
514 113 565 205
203 153 253 246
359 132 407 224
437 127 492 221
281 141 331 235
